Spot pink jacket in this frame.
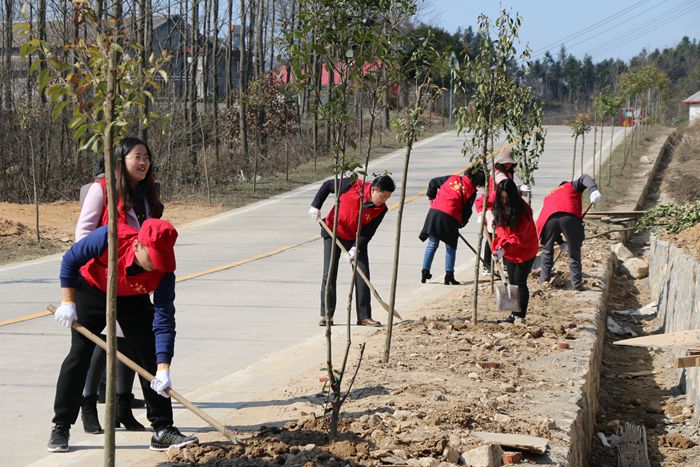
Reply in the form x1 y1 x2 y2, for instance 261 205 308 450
75 182 150 241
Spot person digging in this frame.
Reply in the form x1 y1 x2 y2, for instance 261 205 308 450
47 219 198 452
536 174 602 291
308 175 395 327
418 165 486 285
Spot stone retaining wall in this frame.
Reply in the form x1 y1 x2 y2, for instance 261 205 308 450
562 131 676 466
649 239 700 412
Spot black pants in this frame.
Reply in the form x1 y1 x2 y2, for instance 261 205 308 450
320 236 371 321
504 257 535 317
539 213 584 289
483 241 492 269
83 344 138 397
52 277 173 430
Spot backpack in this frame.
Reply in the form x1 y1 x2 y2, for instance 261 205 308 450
79 174 105 208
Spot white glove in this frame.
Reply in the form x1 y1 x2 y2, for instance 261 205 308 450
493 248 505 260
55 301 77 328
519 184 531 193
560 242 569 253
308 206 321 221
150 369 172 398
476 214 482 224
589 189 602 204
345 246 356 262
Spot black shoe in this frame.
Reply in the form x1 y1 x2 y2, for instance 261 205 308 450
117 394 145 431
498 314 517 324
421 268 432 283
47 424 70 452
81 395 103 434
444 272 460 285
319 317 334 326
150 426 199 451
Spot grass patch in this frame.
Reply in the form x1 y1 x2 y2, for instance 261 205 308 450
168 119 451 208
596 125 665 211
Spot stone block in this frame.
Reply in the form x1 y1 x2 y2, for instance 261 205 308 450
612 243 634 260
620 257 649 279
460 444 504 467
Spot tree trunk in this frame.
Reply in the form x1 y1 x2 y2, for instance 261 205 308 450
607 118 615 186
384 133 412 362
213 0 220 159
571 135 578 180
471 131 490 326
3 0 14 109
238 0 249 165
189 0 200 175
592 112 597 180
580 134 585 176
103 36 119 467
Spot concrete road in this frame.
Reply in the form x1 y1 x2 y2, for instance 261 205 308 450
0 126 624 466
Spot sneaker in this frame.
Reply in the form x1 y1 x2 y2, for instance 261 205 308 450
497 314 517 324
481 266 492 276
47 424 70 452
150 425 198 451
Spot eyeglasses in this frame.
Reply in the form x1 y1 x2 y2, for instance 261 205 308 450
125 155 151 164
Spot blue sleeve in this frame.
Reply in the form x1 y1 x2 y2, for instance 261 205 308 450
59 225 109 288
152 272 176 364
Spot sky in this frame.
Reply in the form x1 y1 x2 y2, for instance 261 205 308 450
416 0 700 63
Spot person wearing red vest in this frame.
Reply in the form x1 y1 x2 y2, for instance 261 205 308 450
308 175 395 327
75 137 164 435
474 147 530 275
47 219 198 453
537 174 601 291
491 179 539 323
418 165 485 284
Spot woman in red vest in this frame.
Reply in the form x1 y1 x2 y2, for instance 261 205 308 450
75 137 164 434
418 166 485 284
491 179 539 323
536 175 601 290
308 175 395 327
474 147 529 275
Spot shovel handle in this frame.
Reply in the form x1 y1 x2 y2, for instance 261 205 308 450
318 220 402 320
483 229 509 283
47 305 239 444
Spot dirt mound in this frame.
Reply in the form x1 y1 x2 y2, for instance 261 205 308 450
0 217 28 237
660 434 697 449
662 222 700 261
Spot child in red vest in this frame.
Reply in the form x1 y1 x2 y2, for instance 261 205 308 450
308 175 395 327
537 175 601 290
48 219 198 453
491 179 539 323
418 165 485 284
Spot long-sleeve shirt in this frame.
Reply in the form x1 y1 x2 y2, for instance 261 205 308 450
60 225 176 364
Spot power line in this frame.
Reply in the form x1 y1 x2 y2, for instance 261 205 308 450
584 1 700 58
569 0 696 55
532 0 655 55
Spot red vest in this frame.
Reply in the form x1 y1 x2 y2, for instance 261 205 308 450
493 206 539 263
536 182 582 238
431 175 477 222
81 224 166 296
475 170 512 214
325 180 387 241
97 178 129 227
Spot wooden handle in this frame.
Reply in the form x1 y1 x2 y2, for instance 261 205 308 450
318 220 402 320
47 305 239 444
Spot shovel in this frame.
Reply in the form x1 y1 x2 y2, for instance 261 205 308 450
484 232 521 312
47 305 239 444
318 220 402 320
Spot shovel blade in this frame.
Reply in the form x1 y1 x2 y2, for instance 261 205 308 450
495 284 521 312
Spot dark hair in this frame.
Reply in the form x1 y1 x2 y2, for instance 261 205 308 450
372 175 395 192
493 179 528 230
464 165 486 188
494 162 516 174
114 136 164 219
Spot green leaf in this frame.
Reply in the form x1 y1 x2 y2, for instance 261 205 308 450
51 101 70 120
38 68 50 93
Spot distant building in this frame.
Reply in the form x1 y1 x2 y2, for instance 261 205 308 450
683 91 700 125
